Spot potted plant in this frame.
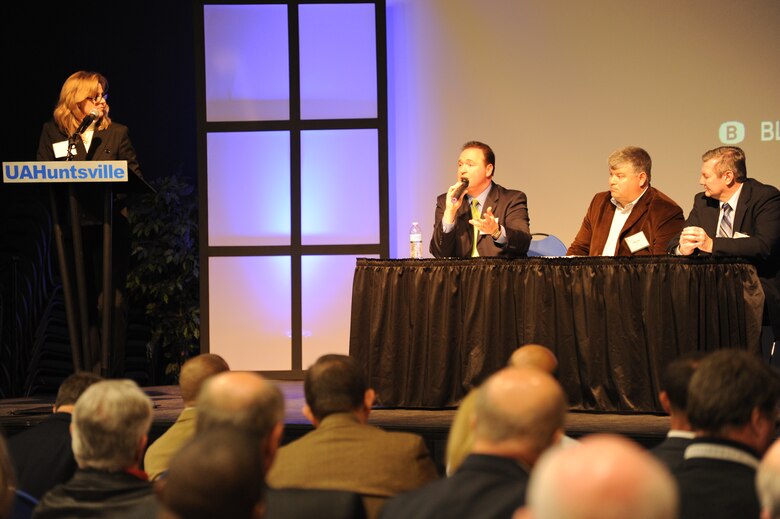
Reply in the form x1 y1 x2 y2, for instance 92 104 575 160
126 174 199 384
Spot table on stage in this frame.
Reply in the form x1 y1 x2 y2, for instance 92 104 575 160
349 256 764 413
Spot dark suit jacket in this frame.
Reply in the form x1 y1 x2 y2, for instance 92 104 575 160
567 186 684 256
668 178 780 334
650 434 694 472
267 413 438 498
265 488 368 519
36 119 142 179
379 454 529 519
33 468 158 519
8 413 76 500
430 182 531 258
673 438 760 519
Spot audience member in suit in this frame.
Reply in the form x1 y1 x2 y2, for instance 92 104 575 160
156 428 266 519
446 344 577 475
0 434 16 519
430 141 531 258
650 353 704 472
33 380 157 519
7 372 102 499
515 434 678 519
669 146 780 346
267 354 438 498
143 353 229 480
757 438 780 519
673 350 780 519
380 367 567 519
196 370 368 519
567 146 684 256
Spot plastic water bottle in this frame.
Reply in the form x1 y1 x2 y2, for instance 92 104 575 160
409 222 423 259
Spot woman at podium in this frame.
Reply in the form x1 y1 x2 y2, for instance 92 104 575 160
37 70 144 377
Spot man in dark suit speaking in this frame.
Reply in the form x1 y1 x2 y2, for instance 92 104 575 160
430 141 531 258
669 146 780 349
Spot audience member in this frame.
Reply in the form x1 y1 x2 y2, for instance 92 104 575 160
156 428 265 519
267 354 438 498
196 371 285 474
1 435 15 519
144 353 229 480
7 372 102 499
515 434 678 519
430 141 531 258
674 349 780 519
757 438 780 519
650 353 704 471
380 367 567 519
446 344 574 475
567 146 684 256
196 371 369 519
33 379 157 518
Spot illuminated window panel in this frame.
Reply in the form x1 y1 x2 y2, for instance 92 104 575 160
207 131 291 246
301 254 379 368
209 256 292 370
301 129 380 245
204 4 290 121
298 3 378 120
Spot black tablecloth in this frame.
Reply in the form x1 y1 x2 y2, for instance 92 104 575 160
349 256 764 412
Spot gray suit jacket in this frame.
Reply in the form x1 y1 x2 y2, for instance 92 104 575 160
430 182 531 258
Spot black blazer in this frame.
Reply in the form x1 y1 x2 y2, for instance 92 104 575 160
7 413 76 499
650 435 694 472
668 178 780 334
36 119 143 180
379 454 529 519
430 182 531 258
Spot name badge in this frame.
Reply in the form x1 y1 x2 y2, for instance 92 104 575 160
53 140 71 159
625 231 650 253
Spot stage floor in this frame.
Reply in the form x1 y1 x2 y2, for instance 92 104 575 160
0 380 670 473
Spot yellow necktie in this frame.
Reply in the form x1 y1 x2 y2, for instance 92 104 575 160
471 199 480 257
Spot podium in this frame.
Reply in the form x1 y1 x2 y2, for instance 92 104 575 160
2 161 154 376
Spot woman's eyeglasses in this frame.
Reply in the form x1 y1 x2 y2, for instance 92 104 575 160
87 93 108 103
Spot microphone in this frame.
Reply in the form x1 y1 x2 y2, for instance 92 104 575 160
450 178 470 204
75 110 99 135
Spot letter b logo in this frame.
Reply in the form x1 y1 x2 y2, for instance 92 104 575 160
719 121 745 144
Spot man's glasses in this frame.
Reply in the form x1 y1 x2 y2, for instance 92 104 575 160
87 93 108 103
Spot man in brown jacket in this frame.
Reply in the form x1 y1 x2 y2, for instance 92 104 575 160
567 146 684 256
267 354 438 498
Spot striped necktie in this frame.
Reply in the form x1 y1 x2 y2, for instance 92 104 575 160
717 203 733 238
471 199 480 257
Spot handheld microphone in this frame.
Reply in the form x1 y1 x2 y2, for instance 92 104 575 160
450 178 469 204
75 110 100 135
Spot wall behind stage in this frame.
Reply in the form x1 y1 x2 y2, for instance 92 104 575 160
387 0 780 257
0 0 197 184
4 1 777 255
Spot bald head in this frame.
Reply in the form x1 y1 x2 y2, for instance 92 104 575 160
179 354 230 405
474 367 566 465
524 435 678 519
197 372 284 439
508 344 558 375
758 439 780 519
